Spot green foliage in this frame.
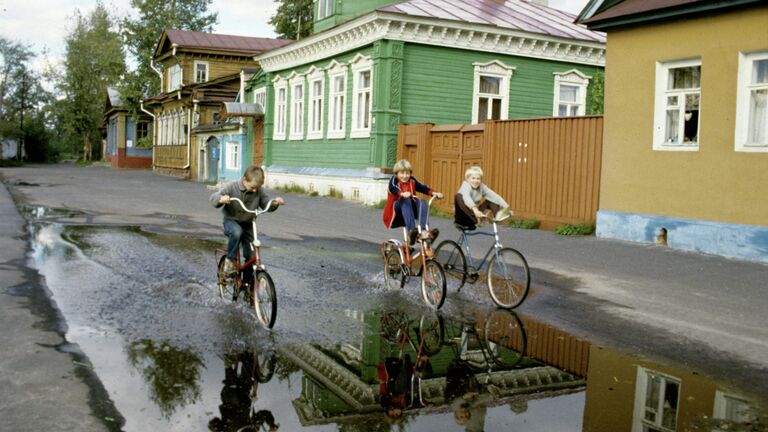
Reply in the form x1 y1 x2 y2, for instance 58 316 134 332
555 223 596 236
136 135 153 149
269 0 313 40
120 0 218 114
0 159 23 167
370 199 388 209
507 218 540 229
589 69 605 115
309 191 319 197
327 187 343 199
428 205 452 219
275 183 307 194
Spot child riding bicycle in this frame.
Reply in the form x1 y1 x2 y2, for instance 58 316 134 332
210 165 285 276
454 166 511 230
382 159 443 244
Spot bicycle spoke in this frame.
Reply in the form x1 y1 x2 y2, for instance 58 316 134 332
487 248 530 309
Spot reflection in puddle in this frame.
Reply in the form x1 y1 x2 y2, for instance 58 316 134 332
24 214 767 431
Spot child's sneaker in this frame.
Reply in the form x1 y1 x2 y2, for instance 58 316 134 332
409 228 419 245
222 258 237 276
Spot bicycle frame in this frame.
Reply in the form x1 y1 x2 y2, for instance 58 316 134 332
383 195 439 275
458 219 504 272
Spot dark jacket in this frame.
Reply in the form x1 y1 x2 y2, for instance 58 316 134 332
210 180 274 223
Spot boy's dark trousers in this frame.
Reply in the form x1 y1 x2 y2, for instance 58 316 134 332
454 193 500 229
223 218 254 281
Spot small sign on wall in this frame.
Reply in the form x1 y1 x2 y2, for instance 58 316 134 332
127 140 133 148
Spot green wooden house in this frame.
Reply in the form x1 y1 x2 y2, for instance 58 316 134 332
247 0 606 204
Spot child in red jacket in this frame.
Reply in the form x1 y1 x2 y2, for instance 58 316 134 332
381 159 443 244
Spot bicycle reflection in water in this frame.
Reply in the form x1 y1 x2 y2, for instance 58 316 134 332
209 349 279 432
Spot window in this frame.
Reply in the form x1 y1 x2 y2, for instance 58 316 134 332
194 61 209 83
327 61 347 139
653 58 701 150
253 87 267 113
225 141 240 170
167 64 182 92
317 0 334 19
307 68 324 139
136 121 149 141
713 390 757 429
633 367 680 432
553 70 590 116
735 51 768 152
350 55 372 138
273 77 287 140
290 78 305 140
472 61 515 123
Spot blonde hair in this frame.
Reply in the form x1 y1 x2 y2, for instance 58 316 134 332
464 166 484 180
393 159 413 174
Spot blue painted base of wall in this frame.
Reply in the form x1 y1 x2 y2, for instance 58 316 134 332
596 210 768 263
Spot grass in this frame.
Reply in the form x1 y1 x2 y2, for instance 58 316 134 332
507 218 540 229
555 223 596 236
0 159 23 167
370 199 387 209
327 188 344 199
274 183 308 194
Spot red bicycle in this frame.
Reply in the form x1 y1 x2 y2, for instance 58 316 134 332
215 198 277 328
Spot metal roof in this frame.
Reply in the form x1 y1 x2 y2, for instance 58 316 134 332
107 87 123 108
163 29 294 54
378 0 605 42
221 102 264 118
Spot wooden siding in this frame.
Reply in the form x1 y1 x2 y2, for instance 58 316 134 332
398 116 603 229
154 145 187 169
400 43 602 125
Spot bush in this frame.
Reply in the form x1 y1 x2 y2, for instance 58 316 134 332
555 223 596 236
327 188 343 199
275 183 307 194
508 218 540 229
136 136 153 149
370 199 387 209
0 158 23 167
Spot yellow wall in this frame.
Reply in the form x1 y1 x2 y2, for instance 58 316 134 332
601 7 768 226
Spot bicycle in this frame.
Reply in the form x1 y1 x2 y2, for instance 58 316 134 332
215 198 278 328
380 196 447 310
434 212 530 309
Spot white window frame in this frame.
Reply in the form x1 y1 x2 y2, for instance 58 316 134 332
193 61 209 83
632 367 681 432
225 141 240 171
653 58 702 151
167 64 182 92
272 76 288 140
734 51 768 152
317 0 333 19
713 390 755 426
253 87 267 114
553 69 590 117
327 60 347 139
472 60 515 124
350 54 373 138
289 72 305 140
307 66 325 140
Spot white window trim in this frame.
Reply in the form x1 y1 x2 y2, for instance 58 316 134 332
225 141 241 171
167 64 182 92
272 75 288 140
653 58 701 151
553 69 590 117
327 60 347 139
317 0 334 19
306 66 325 140
253 87 267 114
193 61 209 83
289 72 305 140
472 60 515 124
350 54 373 138
632 367 681 432
735 51 768 152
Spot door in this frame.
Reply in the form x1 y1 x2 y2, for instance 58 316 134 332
206 137 219 182
253 118 264 166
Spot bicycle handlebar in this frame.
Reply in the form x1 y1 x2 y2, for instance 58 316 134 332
228 197 275 216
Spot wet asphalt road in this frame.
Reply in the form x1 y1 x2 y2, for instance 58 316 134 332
1 163 767 431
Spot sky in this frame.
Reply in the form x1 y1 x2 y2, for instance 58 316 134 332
0 0 590 77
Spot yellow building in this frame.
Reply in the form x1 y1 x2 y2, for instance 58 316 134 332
579 1 768 262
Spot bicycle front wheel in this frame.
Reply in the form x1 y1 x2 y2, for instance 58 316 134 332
434 240 467 293
421 259 446 310
418 313 444 355
384 249 406 289
217 256 238 301
484 309 526 368
253 271 277 328
487 248 530 309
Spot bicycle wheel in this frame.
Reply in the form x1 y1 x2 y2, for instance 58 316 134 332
255 351 276 383
384 249 406 289
434 240 467 293
487 247 530 309
418 313 444 356
380 310 408 343
252 271 277 328
484 309 526 368
217 256 238 301
421 259 446 310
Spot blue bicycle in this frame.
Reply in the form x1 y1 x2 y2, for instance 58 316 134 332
434 213 530 309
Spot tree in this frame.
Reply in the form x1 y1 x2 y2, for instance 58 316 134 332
269 0 313 40
589 69 605 115
120 0 218 114
55 2 126 161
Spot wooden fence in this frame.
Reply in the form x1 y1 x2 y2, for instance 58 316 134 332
398 116 604 229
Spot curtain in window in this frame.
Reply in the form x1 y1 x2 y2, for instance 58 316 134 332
749 89 767 144
669 66 700 89
480 76 500 94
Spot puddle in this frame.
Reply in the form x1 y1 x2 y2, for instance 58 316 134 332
23 216 768 431
1 178 40 186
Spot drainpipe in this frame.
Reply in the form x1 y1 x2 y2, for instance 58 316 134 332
140 102 156 168
184 107 191 170
150 57 163 92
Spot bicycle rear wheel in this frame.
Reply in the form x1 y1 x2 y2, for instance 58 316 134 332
487 247 530 309
421 259 446 310
217 256 238 301
484 309 526 368
253 271 277 328
384 249 406 289
434 240 467 293
418 313 444 355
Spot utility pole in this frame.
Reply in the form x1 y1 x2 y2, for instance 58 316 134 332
17 70 26 161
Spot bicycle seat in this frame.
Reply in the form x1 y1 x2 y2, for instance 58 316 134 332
454 223 477 232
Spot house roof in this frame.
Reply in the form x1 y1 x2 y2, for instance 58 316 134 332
579 0 765 30
378 0 605 43
154 29 294 58
107 87 123 108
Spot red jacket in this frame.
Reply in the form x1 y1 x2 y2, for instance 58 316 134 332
382 175 433 228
